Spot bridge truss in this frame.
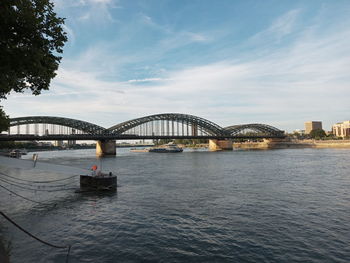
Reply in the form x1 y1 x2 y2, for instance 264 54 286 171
108 113 227 137
2 114 285 141
224 124 285 137
9 116 106 136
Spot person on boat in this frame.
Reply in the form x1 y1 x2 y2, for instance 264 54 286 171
91 165 98 176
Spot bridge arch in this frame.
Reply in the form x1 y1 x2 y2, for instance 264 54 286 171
224 124 285 137
9 116 107 134
108 113 227 136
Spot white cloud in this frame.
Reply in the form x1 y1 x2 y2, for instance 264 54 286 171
54 0 119 24
85 0 114 4
127 78 165 83
139 13 211 47
249 9 301 44
267 9 300 37
78 13 90 21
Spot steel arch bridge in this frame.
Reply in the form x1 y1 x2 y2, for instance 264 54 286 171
108 113 227 136
2 114 285 141
224 124 285 137
10 116 106 135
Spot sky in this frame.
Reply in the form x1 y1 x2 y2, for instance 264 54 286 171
3 0 350 132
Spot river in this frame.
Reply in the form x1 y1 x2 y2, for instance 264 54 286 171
1 148 350 262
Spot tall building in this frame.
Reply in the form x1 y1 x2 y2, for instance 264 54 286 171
332 121 350 138
304 121 322 134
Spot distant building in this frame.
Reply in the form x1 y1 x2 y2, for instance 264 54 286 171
332 121 350 138
54 140 63 147
293 129 305 135
304 121 322 134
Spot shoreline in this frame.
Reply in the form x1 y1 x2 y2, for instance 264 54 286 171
233 139 350 149
1 141 350 154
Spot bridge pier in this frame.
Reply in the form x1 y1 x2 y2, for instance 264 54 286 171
209 139 233 151
96 140 116 156
262 138 286 147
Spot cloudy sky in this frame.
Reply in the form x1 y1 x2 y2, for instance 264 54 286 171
3 0 350 131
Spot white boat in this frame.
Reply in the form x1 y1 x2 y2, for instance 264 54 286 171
8 149 22 158
149 143 183 153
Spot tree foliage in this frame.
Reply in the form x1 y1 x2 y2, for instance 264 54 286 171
0 107 10 132
309 129 326 139
0 0 67 98
0 0 67 131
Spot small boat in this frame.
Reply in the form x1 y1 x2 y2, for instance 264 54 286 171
149 143 183 153
8 149 22 158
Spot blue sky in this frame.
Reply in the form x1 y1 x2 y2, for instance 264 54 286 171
3 0 350 131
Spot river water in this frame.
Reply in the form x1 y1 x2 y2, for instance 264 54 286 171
1 148 350 262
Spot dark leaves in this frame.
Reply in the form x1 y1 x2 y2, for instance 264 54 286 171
0 0 67 98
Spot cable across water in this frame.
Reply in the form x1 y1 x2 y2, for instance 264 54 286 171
0 211 71 262
0 177 77 192
0 171 80 183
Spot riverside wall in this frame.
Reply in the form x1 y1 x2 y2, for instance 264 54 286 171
233 139 350 149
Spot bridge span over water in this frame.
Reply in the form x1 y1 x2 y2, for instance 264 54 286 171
2 113 285 155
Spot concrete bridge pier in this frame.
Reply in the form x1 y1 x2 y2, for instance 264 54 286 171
263 138 287 148
209 139 233 151
96 140 116 156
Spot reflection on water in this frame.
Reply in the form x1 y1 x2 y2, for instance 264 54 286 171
1 148 350 262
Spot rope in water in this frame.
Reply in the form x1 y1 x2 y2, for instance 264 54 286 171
0 175 77 188
0 184 43 204
0 172 80 183
0 211 71 262
0 177 77 192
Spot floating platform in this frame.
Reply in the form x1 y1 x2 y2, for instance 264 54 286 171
80 174 117 191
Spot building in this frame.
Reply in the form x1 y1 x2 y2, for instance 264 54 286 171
293 129 305 135
304 121 322 134
54 140 63 147
332 121 350 138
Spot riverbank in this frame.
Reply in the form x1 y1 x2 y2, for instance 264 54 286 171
233 139 350 149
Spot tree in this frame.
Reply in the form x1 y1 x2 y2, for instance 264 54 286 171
309 129 326 139
0 107 9 132
0 0 67 131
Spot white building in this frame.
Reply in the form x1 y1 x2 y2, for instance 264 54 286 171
332 121 350 138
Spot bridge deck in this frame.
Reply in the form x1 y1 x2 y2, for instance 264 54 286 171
0 134 286 141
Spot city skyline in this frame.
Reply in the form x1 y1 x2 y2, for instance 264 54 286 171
2 0 350 132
